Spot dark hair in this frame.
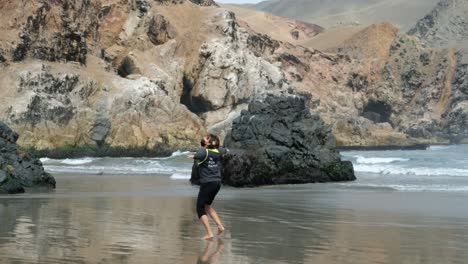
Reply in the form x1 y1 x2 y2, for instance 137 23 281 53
206 134 220 149
200 138 206 147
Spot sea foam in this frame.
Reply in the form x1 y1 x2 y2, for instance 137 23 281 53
354 164 468 177
355 156 409 164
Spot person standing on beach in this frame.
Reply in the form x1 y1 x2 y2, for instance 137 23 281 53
187 134 226 240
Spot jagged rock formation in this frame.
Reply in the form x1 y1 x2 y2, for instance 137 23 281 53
11 1 95 64
233 8 468 145
0 0 291 149
0 0 467 151
222 94 355 187
408 0 468 48
443 51 468 142
147 14 177 45
180 10 291 139
375 34 452 138
1 63 204 149
246 22 421 146
0 122 55 194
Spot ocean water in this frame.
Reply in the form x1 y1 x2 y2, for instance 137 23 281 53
0 145 467 263
40 145 468 193
40 150 194 178
340 144 468 192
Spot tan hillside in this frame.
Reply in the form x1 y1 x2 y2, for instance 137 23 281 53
331 22 399 60
221 4 323 46
302 25 366 51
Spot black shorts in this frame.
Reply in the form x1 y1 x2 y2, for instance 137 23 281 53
196 181 221 218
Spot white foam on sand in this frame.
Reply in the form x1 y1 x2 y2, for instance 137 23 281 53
354 164 468 177
40 157 97 165
170 173 190 180
355 156 409 164
428 145 452 151
39 157 51 163
341 183 468 192
61 158 97 165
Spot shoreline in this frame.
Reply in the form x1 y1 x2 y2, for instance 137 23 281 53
27 143 467 159
26 143 189 159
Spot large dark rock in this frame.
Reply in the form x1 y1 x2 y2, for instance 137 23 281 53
0 122 56 194
222 94 356 187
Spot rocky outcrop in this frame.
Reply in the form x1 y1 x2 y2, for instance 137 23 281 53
442 51 468 142
0 49 6 64
0 122 55 194
154 0 217 6
408 0 468 48
147 14 177 45
372 34 463 141
12 65 85 126
1 1 299 149
189 0 217 6
247 33 280 57
222 94 355 187
12 1 95 64
1 0 466 151
117 54 143 77
182 10 291 139
1 63 204 150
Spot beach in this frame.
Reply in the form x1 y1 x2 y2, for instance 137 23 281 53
1 145 468 263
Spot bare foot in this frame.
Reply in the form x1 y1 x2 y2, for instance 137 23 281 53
202 234 214 240
217 226 225 236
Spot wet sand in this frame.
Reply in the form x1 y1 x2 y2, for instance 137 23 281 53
1 173 468 264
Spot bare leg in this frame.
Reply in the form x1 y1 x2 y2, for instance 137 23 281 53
200 215 214 240
206 205 225 235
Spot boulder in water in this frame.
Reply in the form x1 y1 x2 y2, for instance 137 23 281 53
0 122 56 194
222 93 356 187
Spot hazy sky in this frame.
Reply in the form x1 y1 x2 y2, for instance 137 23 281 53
216 0 264 4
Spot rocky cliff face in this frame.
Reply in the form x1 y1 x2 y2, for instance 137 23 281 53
443 51 468 142
0 0 291 150
408 0 468 48
0 122 55 194
0 0 466 150
236 13 468 145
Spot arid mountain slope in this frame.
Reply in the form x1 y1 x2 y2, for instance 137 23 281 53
408 0 468 48
0 0 290 149
0 0 467 150
231 3 467 144
249 0 440 30
221 4 323 46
